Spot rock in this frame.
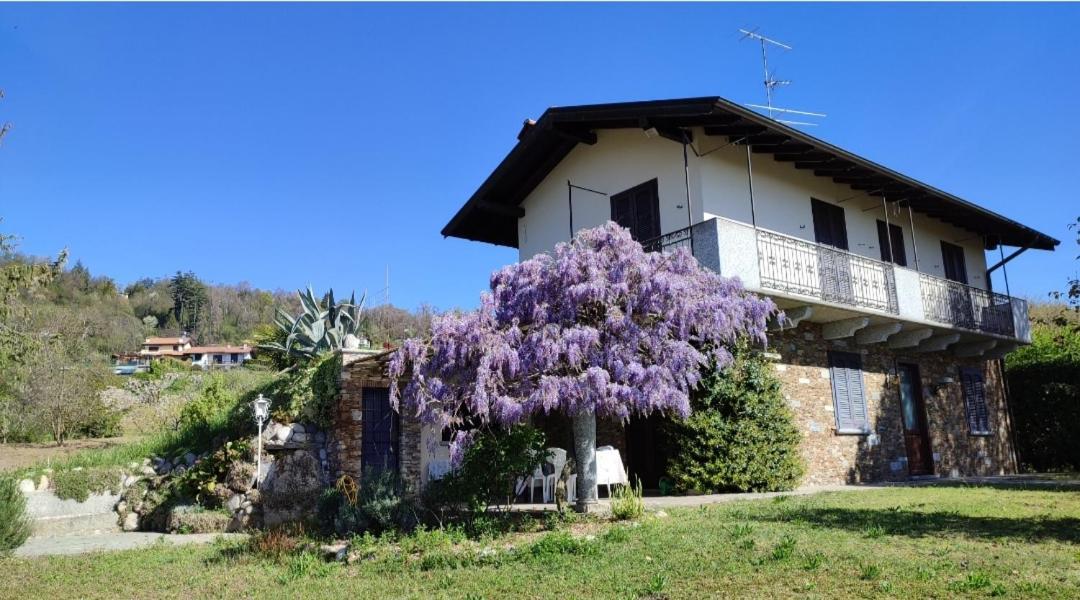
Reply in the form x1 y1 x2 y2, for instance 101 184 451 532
226 512 249 533
156 460 172 475
226 461 257 493
122 512 139 532
321 542 348 562
291 423 306 434
343 333 361 350
166 504 232 534
116 500 128 514
244 504 254 515
654 510 669 519
143 457 153 466
171 465 187 476
123 475 140 488
226 493 244 512
291 432 308 444
314 431 326 445
140 465 156 476
318 449 327 461
37 475 49 491
17 479 34 494
260 450 324 527
263 422 280 441
128 461 140 470
245 489 261 504
184 452 197 466
273 425 293 443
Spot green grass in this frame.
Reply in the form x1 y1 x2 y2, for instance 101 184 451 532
3 486 1080 598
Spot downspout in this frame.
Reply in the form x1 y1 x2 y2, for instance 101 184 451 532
745 144 758 228
907 203 920 271
683 137 694 255
567 180 574 240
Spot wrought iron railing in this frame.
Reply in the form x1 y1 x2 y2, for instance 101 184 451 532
641 226 694 255
756 229 899 314
919 274 1015 337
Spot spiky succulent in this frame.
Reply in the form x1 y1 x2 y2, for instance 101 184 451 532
261 286 366 361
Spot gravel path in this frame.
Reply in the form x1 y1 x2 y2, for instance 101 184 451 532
14 532 247 558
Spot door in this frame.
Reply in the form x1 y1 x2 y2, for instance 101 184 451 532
876 220 907 266
811 198 853 303
610 179 661 244
940 241 974 327
361 387 399 476
897 364 933 476
624 413 668 492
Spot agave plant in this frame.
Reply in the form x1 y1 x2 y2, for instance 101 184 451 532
261 286 367 362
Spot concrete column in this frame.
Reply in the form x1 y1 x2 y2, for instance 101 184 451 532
572 409 598 513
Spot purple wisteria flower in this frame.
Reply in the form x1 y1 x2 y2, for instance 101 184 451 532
389 222 775 428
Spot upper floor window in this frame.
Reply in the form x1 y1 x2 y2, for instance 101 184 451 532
811 198 849 250
940 241 968 284
148 346 159 351
610 179 660 243
876 220 907 266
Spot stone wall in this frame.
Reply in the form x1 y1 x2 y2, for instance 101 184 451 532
332 350 422 491
769 322 1017 485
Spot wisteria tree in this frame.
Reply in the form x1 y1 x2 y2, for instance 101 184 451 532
389 222 775 511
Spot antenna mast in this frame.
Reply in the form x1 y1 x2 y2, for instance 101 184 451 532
738 29 826 127
0 89 10 146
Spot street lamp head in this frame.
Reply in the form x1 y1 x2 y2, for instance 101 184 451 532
253 394 271 422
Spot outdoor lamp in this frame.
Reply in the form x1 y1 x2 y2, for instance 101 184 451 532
253 394 271 487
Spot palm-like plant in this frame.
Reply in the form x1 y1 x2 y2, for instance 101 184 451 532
261 286 366 363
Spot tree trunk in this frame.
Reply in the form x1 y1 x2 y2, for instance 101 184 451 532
572 409 598 513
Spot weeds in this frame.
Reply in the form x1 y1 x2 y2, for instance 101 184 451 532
770 535 797 561
611 480 645 521
801 552 825 571
859 562 882 581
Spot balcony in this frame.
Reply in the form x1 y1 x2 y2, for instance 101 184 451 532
643 217 1031 347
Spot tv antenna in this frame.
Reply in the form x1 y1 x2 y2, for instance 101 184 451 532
738 28 826 127
0 89 10 146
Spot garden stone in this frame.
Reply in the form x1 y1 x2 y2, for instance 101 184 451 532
140 465 156 476
18 479 34 494
142 458 152 466
37 475 49 491
123 475 140 488
226 512 249 533
321 542 348 562
291 432 308 444
226 494 244 513
226 461 256 493
166 505 231 534
291 423 306 435
273 424 293 443
263 421 280 440
171 465 187 476
116 500 128 514
122 512 139 532
184 453 197 466
245 489 260 504
243 504 254 515
260 450 323 527
156 460 173 475
313 431 326 444
318 449 327 461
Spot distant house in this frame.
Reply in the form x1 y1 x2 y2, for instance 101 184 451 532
137 334 193 366
187 345 253 370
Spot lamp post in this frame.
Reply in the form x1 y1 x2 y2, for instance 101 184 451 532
253 394 271 488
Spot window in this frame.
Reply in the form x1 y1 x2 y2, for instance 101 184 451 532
828 351 870 433
610 179 661 243
876 220 907 266
961 368 991 435
148 346 159 351
940 241 968 284
811 198 849 250
230 353 239 362
214 355 223 364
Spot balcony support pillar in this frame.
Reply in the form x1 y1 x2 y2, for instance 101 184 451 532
769 306 813 331
822 317 870 340
887 327 934 349
954 340 997 358
983 342 1018 360
916 333 961 353
855 322 902 345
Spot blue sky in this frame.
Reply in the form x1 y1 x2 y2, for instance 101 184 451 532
1 3 1077 310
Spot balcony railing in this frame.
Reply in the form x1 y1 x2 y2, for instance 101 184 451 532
641 226 694 255
919 274 1015 337
756 229 899 314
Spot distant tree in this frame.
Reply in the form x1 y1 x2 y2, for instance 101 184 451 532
1047 216 1079 332
169 271 208 336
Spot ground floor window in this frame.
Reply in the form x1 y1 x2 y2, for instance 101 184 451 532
961 368 991 435
828 351 870 434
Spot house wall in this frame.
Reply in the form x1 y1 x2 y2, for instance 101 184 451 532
517 128 990 290
769 322 1016 485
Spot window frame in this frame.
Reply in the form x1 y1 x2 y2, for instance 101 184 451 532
828 350 871 435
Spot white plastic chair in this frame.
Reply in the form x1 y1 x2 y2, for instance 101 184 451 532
516 465 546 503
542 448 567 503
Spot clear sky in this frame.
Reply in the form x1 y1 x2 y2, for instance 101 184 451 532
1 3 1077 310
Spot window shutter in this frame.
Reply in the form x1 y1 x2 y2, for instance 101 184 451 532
830 351 867 432
961 368 990 434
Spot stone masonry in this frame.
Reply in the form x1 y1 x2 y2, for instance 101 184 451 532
770 322 1017 485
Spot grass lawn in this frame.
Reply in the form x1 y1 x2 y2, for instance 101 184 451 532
3 485 1079 599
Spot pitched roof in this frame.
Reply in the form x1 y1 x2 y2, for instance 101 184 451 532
143 336 189 345
443 96 1059 251
185 345 252 354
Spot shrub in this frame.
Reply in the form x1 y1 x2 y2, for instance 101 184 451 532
52 467 124 502
610 480 645 521
180 374 236 430
0 477 32 555
425 425 547 516
322 471 413 537
1005 325 1080 471
666 345 803 493
528 530 598 560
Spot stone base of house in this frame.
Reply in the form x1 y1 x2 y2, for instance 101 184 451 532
770 322 1017 485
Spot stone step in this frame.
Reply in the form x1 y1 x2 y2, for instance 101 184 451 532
23 490 122 537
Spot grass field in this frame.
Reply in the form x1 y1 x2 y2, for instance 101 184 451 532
3 485 1078 599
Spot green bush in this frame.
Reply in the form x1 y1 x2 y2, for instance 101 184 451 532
0 476 32 555
610 479 645 521
1005 325 1080 471
51 467 124 502
666 345 804 493
180 374 235 430
425 425 547 516
321 469 413 536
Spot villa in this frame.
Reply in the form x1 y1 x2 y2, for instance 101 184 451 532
333 96 1058 491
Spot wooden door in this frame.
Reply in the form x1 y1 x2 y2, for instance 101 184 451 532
812 198 853 303
897 364 933 476
610 179 661 243
361 387 399 476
